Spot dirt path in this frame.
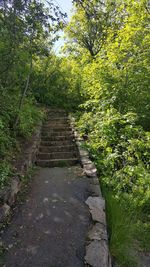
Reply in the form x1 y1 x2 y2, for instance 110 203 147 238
0 166 90 267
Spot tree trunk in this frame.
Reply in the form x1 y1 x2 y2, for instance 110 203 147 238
14 55 33 129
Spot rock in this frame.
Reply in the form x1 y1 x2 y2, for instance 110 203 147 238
88 185 102 197
88 223 108 241
76 136 83 141
0 186 11 205
84 168 97 177
8 178 21 205
81 157 91 165
79 149 89 157
83 162 97 177
74 131 79 138
86 196 105 210
76 141 84 147
80 155 90 167
90 206 106 224
85 240 109 267
0 203 10 221
90 177 99 185
84 162 96 169
85 197 106 224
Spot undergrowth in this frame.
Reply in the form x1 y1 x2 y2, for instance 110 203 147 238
0 99 44 190
75 107 150 266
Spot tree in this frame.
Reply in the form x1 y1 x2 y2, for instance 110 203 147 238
0 0 66 129
65 0 120 56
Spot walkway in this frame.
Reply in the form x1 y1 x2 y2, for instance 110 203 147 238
0 166 90 267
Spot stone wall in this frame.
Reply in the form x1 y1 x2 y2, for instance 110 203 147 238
0 122 42 223
70 116 112 267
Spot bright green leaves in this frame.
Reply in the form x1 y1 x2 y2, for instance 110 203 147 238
76 107 150 209
65 0 115 56
64 0 150 262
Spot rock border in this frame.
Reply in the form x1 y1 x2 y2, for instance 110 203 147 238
0 122 42 223
70 116 112 267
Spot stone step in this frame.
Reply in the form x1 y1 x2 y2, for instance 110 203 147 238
43 124 70 129
39 145 77 153
36 158 79 167
47 109 67 114
41 135 75 142
42 127 72 132
40 140 75 146
47 113 67 117
37 152 77 160
48 110 67 113
46 117 69 122
41 131 73 137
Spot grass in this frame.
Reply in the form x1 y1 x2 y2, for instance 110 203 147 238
102 186 150 266
134 221 150 252
102 187 138 267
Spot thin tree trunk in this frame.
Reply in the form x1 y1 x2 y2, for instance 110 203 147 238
14 55 33 129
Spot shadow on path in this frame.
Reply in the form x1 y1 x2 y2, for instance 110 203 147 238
1 166 90 267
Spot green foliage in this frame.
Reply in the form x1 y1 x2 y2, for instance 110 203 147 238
18 99 44 138
0 0 66 189
65 0 150 129
66 0 122 57
68 1 150 259
77 108 150 210
134 222 150 251
32 56 83 110
0 161 11 189
104 190 137 267
75 106 150 265
0 119 13 157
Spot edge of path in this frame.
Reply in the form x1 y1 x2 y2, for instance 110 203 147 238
0 122 42 224
70 115 112 267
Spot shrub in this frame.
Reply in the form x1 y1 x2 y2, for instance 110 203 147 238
0 118 14 158
17 99 44 138
76 107 150 209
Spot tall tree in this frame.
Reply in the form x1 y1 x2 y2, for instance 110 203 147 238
65 0 118 56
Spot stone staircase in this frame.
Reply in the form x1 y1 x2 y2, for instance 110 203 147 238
36 109 79 167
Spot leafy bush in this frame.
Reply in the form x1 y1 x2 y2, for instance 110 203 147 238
76 106 150 265
0 97 44 189
76 107 150 210
0 118 14 158
18 99 44 138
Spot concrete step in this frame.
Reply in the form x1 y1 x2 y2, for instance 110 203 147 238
41 135 75 141
39 145 77 153
36 158 79 167
40 140 75 146
41 131 73 137
37 152 77 160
